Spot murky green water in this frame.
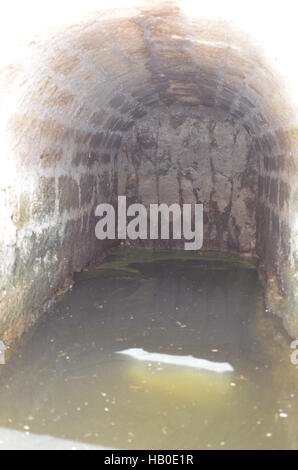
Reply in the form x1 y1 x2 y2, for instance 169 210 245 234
0 248 297 449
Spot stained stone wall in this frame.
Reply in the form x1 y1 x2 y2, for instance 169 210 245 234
0 122 119 343
256 131 298 335
0 1 297 343
118 106 257 253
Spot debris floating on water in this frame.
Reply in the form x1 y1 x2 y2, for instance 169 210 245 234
116 348 234 373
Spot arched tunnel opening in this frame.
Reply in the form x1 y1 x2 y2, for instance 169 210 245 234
0 0 297 451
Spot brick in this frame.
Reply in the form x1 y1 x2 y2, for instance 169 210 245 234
58 176 79 213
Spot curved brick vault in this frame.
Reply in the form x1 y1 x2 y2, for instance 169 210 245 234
0 0 297 343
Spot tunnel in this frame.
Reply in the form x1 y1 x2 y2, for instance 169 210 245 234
0 0 298 450
0 0 297 344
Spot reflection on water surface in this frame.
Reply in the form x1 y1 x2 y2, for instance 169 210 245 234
0 249 297 449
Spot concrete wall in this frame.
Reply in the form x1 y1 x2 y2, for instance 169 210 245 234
257 130 298 335
0 0 297 342
118 106 257 252
0 102 119 341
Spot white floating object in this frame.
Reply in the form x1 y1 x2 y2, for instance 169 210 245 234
116 348 234 374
